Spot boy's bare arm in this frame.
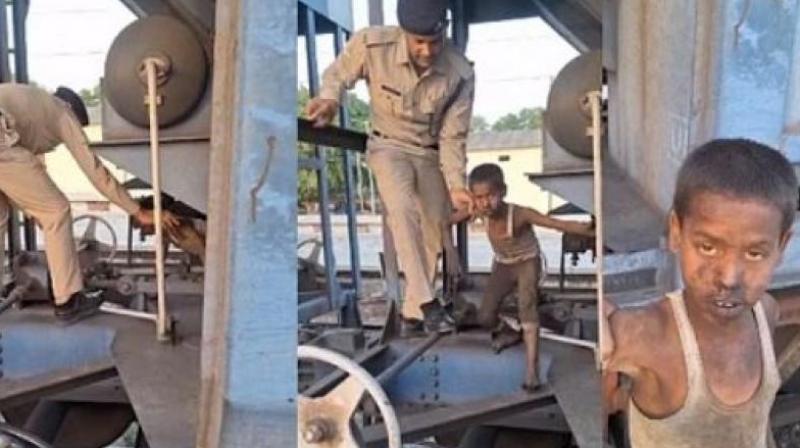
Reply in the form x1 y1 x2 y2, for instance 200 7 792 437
604 302 666 382
518 206 594 237
602 306 637 418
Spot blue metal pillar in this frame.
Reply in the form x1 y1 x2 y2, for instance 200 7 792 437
197 0 297 446
11 0 26 83
452 0 470 276
0 2 10 82
303 4 340 309
10 0 35 252
714 1 800 157
334 26 363 297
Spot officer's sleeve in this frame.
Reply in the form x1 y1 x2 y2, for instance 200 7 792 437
439 73 475 191
57 112 141 215
319 30 368 103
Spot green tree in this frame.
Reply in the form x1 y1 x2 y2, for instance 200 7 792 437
297 86 371 210
471 115 489 132
79 84 102 107
491 107 544 131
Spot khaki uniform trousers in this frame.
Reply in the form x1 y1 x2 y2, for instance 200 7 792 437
0 146 83 304
367 142 450 320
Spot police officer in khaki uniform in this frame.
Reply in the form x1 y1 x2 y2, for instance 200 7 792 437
0 83 178 323
306 0 475 334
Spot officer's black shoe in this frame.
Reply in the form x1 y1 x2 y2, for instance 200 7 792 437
54 291 105 325
421 301 455 334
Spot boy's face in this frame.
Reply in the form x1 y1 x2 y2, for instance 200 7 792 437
669 191 791 322
470 181 504 217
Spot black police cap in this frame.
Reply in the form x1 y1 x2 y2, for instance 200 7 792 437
54 86 89 127
397 0 448 36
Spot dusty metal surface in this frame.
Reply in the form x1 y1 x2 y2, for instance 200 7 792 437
359 336 600 447
362 390 558 447
532 0 601 52
119 0 216 44
113 295 202 448
0 294 203 448
548 339 602 448
0 359 117 409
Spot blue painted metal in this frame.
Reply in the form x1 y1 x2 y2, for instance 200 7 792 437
381 335 552 407
714 0 800 160
11 0 27 83
335 26 363 299
452 0 470 275
0 324 113 379
298 0 353 32
0 2 10 82
9 0 35 252
303 3 342 311
197 0 298 446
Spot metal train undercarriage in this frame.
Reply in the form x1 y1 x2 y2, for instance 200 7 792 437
0 1 607 447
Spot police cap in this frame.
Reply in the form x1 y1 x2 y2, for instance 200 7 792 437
397 0 448 37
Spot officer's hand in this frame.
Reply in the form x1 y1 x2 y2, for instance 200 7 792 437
134 209 180 233
582 222 596 238
305 98 338 128
449 188 474 213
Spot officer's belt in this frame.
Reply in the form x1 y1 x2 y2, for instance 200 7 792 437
371 130 439 151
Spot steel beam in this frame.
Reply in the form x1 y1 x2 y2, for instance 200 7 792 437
530 0 602 52
335 27 363 299
303 4 341 312
196 1 297 447
118 0 214 49
11 0 27 82
0 360 117 409
451 0 470 275
0 1 10 82
297 118 367 152
361 391 557 446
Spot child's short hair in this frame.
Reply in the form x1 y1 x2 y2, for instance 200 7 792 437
469 163 505 190
673 138 798 232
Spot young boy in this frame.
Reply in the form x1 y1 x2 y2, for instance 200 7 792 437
603 139 800 447
461 163 594 392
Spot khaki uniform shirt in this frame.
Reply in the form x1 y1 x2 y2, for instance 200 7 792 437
0 84 141 215
319 26 475 190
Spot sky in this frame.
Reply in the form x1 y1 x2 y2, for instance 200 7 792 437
23 0 577 123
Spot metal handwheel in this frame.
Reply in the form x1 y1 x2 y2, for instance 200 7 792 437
72 214 119 264
297 345 402 448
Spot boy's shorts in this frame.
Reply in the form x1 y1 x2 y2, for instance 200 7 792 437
477 256 541 328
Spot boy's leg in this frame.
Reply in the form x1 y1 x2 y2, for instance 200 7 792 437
517 257 542 390
0 147 83 304
477 262 515 329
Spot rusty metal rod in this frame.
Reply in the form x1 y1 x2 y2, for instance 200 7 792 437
145 58 170 342
589 90 604 368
